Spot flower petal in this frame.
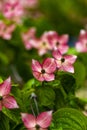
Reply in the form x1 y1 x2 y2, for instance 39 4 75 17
59 34 69 44
58 44 69 54
42 58 56 73
0 77 11 96
64 55 77 64
43 73 55 81
32 72 44 81
28 128 36 130
21 113 36 129
32 59 42 72
60 64 74 73
52 50 62 60
3 95 19 109
36 111 52 128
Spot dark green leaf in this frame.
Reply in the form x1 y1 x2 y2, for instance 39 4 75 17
53 108 87 130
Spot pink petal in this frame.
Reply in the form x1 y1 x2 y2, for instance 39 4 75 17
3 33 11 40
0 77 11 96
64 55 77 64
36 111 52 128
32 72 44 81
32 59 42 72
21 113 36 129
42 58 56 73
52 50 62 60
61 64 74 73
59 34 69 44
55 60 62 68
58 44 69 54
0 101 3 111
43 73 55 81
38 48 48 56
28 128 36 130
3 95 19 109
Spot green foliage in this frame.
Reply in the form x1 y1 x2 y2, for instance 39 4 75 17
74 61 86 88
52 108 87 130
2 108 21 124
0 112 10 130
36 86 55 108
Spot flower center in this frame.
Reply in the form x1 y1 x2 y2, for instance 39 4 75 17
36 124 40 130
0 96 3 100
43 42 46 46
56 42 59 46
41 69 45 74
61 58 65 62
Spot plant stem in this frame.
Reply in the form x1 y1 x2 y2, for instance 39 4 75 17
60 85 67 99
30 93 39 116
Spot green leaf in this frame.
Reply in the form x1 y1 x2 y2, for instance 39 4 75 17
59 72 76 94
0 112 10 130
2 108 21 124
36 86 55 107
0 77 3 83
53 108 87 130
74 61 86 88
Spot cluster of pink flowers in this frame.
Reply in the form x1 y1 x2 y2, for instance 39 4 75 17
32 53 77 82
75 29 87 52
0 77 52 129
0 0 38 23
2 1 24 23
0 20 15 40
22 29 69 56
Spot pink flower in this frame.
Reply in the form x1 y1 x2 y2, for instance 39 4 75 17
32 58 56 81
22 28 38 50
42 31 69 54
0 77 19 111
21 111 52 130
75 30 87 52
37 32 52 56
0 20 15 40
3 1 24 22
52 50 77 73
20 0 38 8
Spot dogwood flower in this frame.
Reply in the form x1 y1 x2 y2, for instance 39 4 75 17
75 30 87 52
0 20 15 40
22 28 38 50
0 77 19 110
37 32 52 56
32 58 56 81
21 111 52 130
42 31 69 54
3 1 24 23
52 50 77 73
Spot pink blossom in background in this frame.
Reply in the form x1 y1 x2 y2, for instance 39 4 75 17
21 111 52 130
75 30 87 52
22 28 38 50
0 20 15 40
32 58 56 81
20 0 38 8
0 77 19 110
3 1 24 23
43 31 69 54
52 50 77 73
37 32 52 56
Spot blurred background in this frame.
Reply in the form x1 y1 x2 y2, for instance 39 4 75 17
0 0 87 83
30 0 87 36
